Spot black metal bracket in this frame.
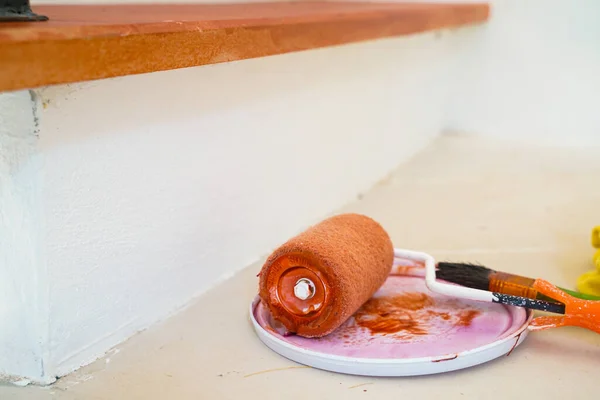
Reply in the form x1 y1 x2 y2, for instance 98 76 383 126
0 0 48 22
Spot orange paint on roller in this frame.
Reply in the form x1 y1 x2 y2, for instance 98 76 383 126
258 213 394 337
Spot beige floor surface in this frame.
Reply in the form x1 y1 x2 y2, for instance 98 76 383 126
3 133 600 399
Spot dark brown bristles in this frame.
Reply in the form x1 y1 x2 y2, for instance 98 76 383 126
435 262 494 291
436 261 566 313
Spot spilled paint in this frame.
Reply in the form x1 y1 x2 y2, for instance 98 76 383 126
353 292 480 337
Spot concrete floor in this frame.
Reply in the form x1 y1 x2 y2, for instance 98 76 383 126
3 133 600 399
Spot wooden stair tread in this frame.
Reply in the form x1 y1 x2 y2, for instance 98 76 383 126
0 2 489 91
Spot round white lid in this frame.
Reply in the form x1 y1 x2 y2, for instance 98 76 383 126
250 275 532 377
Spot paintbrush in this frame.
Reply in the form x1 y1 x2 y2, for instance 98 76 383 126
394 250 600 333
436 262 600 302
394 250 566 313
394 249 600 333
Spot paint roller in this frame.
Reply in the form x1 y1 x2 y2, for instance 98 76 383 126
258 213 394 337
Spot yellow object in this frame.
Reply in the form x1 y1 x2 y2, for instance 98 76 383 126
593 226 600 249
576 226 600 297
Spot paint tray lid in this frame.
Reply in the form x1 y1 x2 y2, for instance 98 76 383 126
249 275 532 376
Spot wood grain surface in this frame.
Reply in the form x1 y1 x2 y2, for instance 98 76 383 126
0 2 489 91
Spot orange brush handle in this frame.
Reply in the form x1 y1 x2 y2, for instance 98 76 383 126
529 279 600 334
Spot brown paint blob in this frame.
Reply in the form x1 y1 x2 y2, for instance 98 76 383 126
426 310 450 320
350 292 481 338
457 310 480 326
354 292 433 335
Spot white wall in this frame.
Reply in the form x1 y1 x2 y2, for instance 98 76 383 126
0 29 461 382
0 92 50 383
446 0 600 145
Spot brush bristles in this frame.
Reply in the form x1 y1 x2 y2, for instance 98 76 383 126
436 262 494 291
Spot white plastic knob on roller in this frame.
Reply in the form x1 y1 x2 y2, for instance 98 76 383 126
293 278 316 300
